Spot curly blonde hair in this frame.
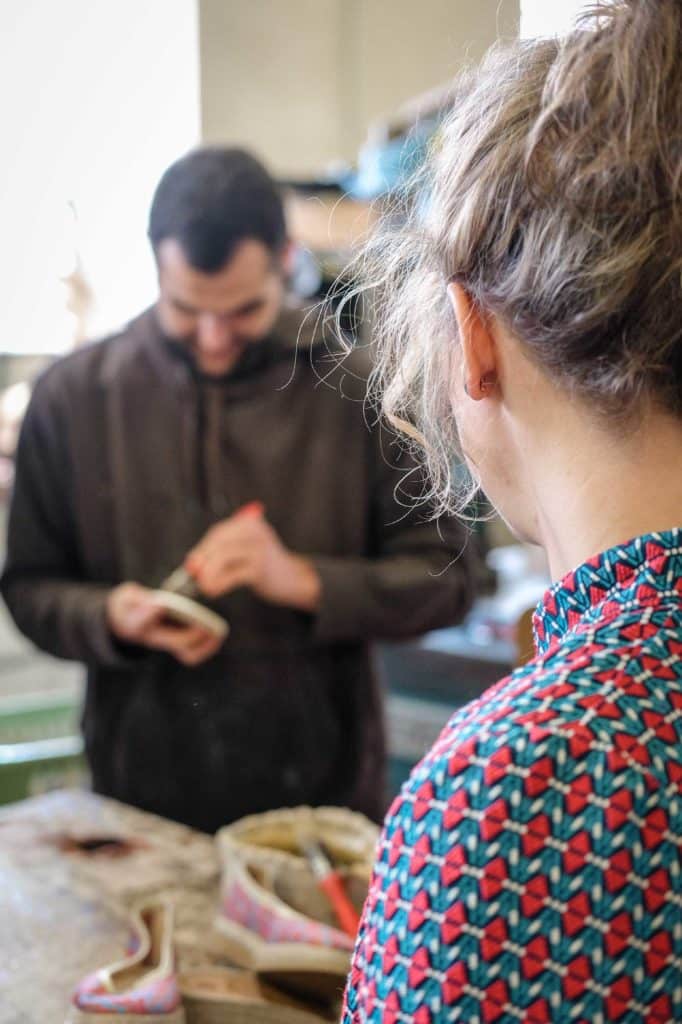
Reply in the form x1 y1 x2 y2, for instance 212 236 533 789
359 0 682 513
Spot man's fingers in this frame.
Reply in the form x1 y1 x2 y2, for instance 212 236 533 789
128 601 165 633
107 584 170 643
176 634 223 666
196 560 254 598
186 517 263 574
145 622 224 665
167 625 223 665
144 622 212 654
187 520 245 564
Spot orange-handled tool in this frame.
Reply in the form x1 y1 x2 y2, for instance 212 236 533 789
234 501 265 519
297 831 361 939
163 501 266 597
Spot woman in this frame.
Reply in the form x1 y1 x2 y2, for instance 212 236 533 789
343 1 682 1021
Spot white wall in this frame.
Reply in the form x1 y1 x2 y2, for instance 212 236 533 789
521 0 588 37
0 0 200 353
199 0 520 178
1 1 523 351
350 0 519 140
199 0 346 179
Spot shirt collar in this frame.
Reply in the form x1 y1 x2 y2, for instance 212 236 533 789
533 528 682 656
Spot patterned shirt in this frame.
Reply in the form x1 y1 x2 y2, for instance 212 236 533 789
343 530 682 1023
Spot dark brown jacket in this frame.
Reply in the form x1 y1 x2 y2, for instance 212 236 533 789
1 305 474 831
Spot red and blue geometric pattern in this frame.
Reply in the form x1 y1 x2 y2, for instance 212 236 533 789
74 971 181 1014
343 530 682 1023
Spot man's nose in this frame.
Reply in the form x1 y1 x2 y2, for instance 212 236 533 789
197 313 233 350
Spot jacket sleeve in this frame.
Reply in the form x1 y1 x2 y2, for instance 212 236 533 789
1 376 135 667
311 424 476 642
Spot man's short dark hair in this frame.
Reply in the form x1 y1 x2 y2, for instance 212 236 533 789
148 147 287 272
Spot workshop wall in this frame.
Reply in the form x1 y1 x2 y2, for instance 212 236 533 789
198 0 520 178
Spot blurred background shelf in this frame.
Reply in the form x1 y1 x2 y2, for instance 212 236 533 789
0 690 86 805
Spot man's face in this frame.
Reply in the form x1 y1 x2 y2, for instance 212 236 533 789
155 237 288 376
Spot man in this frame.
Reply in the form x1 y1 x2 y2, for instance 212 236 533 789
1 148 474 832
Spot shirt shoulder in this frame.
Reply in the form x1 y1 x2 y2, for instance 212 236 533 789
347 705 682 1022
29 319 144 411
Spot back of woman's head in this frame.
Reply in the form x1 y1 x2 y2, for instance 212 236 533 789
366 0 682 508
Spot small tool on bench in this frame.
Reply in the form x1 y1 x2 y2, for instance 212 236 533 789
297 826 361 940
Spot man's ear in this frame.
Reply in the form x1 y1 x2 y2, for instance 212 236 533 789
447 282 498 400
280 240 297 277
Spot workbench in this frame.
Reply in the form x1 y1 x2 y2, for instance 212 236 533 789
0 789 223 1023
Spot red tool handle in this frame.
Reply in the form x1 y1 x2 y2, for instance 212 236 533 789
320 872 361 939
235 501 265 519
184 502 265 576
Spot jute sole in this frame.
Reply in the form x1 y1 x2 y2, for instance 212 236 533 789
212 916 351 977
179 967 329 1024
182 993 327 1024
65 1007 185 1023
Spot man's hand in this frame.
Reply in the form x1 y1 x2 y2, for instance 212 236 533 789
185 504 321 612
106 582 224 666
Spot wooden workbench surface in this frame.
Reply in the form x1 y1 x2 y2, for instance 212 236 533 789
0 789 221 1023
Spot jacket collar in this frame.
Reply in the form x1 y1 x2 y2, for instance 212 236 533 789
533 528 682 656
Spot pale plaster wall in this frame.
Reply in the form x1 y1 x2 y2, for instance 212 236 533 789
199 0 346 177
199 0 520 178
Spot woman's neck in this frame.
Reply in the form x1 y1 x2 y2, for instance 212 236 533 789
530 406 682 581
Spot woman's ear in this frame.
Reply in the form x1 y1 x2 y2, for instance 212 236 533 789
447 282 498 400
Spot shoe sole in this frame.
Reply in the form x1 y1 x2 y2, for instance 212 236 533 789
179 965 332 1024
182 993 325 1024
65 1008 185 1023
212 915 351 977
